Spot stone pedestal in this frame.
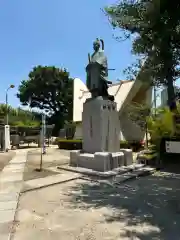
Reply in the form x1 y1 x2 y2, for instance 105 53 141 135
70 98 133 172
82 98 120 153
121 149 133 166
70 150 125 172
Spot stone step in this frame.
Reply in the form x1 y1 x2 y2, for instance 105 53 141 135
58 165 117 178
58 164 146 178
111 167 155 185
98 166 155 186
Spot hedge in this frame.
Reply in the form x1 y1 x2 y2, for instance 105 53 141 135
57 139 82 150
57 138 143 151
137 150 158 166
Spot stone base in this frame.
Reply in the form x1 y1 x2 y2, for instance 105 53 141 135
70 149 133 172
120 149 133 166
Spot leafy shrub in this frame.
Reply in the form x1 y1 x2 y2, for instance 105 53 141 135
147 107 175 151
128 140 143 151
57 139 82 150
64 121 76 140
120 140 129 149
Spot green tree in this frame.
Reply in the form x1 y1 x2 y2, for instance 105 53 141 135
17 66 73 135
0 104 40 127
147 107 175 150
105 1 180 110
126 102 150 129
126 102 151 147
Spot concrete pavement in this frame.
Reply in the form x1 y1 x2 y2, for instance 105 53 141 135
0 149 28 240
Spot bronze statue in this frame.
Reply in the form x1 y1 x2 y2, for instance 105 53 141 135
86 38 114 101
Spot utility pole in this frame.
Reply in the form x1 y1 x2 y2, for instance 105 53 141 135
5 85 15 125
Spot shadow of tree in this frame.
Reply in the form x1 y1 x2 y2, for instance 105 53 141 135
68 176 180 239
161 162 180 174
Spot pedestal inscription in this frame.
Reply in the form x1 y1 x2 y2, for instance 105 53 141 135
82 98 120 153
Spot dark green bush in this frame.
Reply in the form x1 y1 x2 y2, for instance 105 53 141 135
57 139 82 150
128 141 143 152
120 140 130 149
57 138 143 151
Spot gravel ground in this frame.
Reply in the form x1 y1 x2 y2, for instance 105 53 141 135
0 151 16 171
12 174 180 240
23 148 70 181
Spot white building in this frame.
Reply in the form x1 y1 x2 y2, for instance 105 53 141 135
73 77 152 142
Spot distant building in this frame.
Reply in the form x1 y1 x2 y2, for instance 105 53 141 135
161 86 179 107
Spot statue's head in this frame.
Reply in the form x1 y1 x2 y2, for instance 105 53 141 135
93 38 101 51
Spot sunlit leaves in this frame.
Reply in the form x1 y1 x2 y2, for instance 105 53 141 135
17 66 74 135
105 0 180 106
0 104 40 127
17 66 73 118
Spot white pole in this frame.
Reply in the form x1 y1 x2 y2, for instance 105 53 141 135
43 114 46 154
39 114 44 170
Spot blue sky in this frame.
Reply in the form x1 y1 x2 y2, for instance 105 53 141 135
0 0 138 108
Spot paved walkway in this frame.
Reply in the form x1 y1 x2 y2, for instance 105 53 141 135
0 152 16 172
11 176 180 239
0 149 28 240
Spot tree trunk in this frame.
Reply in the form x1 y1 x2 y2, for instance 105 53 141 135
167 68 176 111
48 112 64 137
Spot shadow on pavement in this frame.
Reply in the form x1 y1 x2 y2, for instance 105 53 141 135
160 162 180 174
0 151 16 171
69 175 180 239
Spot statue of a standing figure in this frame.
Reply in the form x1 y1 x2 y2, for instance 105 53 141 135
86 38 114 101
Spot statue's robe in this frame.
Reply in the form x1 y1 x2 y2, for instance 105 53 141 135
86 50 108 95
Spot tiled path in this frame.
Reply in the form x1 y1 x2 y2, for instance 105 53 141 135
0 149 28 240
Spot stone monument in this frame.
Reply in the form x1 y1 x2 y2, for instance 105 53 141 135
70 38 133 172
86 38 114 101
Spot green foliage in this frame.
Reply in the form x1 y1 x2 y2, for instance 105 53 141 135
11 119 40 127
138 152 158 160
105 1 180 107
126 102 150 129
64 121 77 140
147 107 175 150
57 138 142 151
57 139 82 150
0 104 40 127
17 66 73 135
